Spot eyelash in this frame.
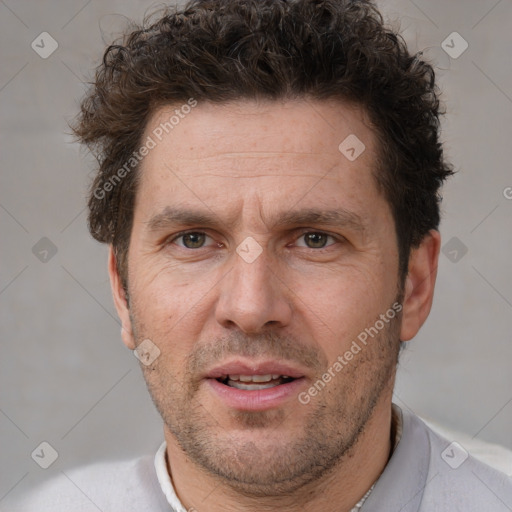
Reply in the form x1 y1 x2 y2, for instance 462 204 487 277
168 230 341 250
170 231 219 249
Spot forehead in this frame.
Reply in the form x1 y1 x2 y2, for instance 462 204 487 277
144 98 376 162
134 98 385 226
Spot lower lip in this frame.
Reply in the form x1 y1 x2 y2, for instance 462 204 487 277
206 378 306 411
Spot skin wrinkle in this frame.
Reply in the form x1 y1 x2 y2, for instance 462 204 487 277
175 151 329 157
169 163 349 180
145 207 368 238
143 155 376 252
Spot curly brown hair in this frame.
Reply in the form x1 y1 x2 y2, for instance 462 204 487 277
73 0 453 290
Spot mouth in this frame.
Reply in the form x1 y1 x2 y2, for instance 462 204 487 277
205 361 307 411
217 374 297 391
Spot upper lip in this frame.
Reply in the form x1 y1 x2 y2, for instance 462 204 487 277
205 359 307 380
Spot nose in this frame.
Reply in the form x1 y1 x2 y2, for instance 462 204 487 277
214 246 293 334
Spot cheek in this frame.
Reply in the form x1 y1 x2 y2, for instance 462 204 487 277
293 265 392 361
130 255 201 317
128 264 218 360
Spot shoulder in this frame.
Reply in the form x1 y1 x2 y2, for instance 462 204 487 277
422 415 512 476
7 454 170 512
410 412 512 511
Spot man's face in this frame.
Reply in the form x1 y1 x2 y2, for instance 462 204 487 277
120 99 403 493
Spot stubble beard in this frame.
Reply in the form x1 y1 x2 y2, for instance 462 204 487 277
131 305 401 497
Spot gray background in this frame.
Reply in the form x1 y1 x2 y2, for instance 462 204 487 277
1 0 511 505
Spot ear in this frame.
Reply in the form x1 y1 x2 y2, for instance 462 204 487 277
108 246 136 350
400 230 441 342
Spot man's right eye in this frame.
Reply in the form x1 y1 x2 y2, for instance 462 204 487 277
172 232 212 249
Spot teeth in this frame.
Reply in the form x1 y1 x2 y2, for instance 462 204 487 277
223 374 296 390
229 381 279 391
251 374 273 383
230 374 274 383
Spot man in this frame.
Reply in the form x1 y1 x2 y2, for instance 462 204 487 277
15 0 512 510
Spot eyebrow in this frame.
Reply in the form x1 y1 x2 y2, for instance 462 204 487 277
146 207 224 232
145 206 366 233
275 208 366 233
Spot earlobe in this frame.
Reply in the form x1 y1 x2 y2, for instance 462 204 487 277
400 230 441 342
108 246 136 350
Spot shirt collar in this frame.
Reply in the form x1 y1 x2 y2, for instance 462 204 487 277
154 441 187 512
361 404 430 511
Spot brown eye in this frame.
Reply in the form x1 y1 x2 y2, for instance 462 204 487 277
302 232 330 249
178 232 207 248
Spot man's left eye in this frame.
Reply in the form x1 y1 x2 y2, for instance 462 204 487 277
295 232 336 249
173 232 213 249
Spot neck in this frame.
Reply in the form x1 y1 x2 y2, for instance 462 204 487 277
165 398 393 512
